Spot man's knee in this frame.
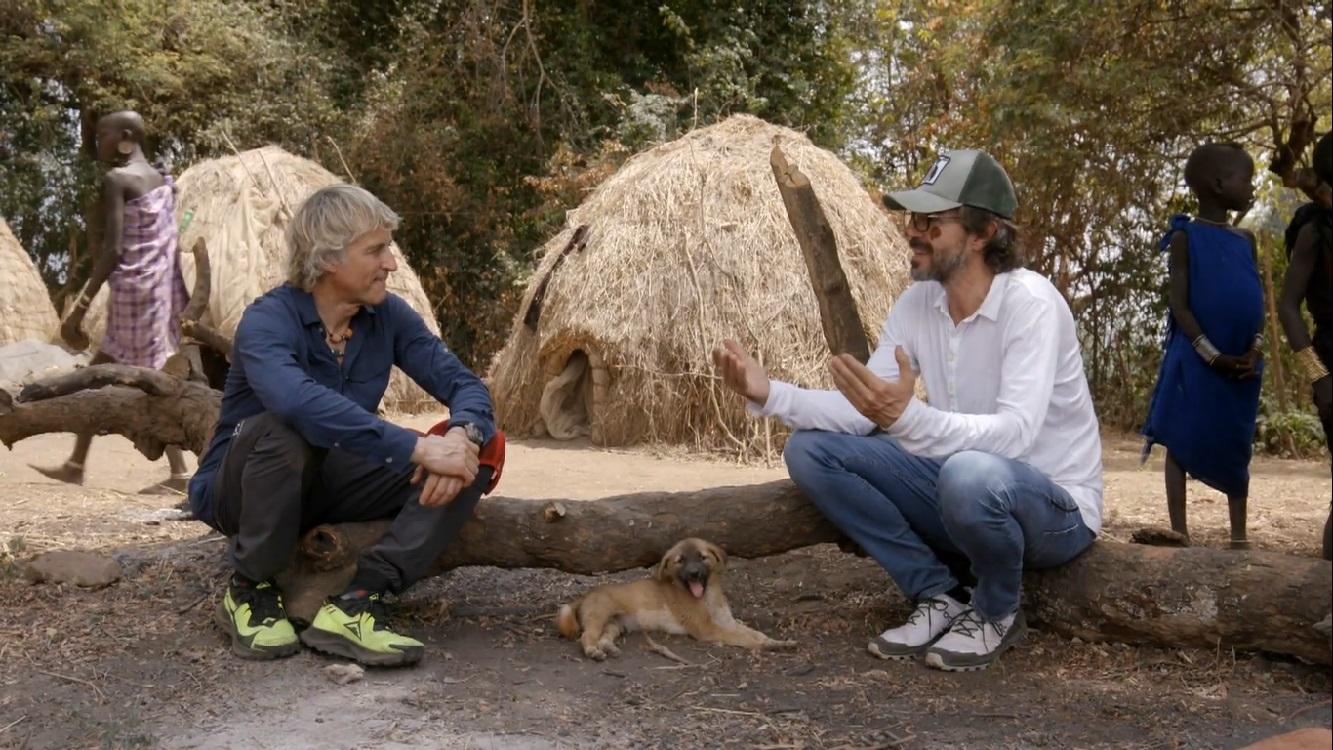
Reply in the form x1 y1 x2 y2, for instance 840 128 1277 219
247 413 318 473
782 430 835 480
938 451 1008 526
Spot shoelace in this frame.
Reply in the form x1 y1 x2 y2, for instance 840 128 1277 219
339 594 392 632
947 608 985 639
949 609 1009 643
236 582 285 623
906 597 952 627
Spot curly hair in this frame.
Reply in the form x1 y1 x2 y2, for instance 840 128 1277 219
959 206 1024 273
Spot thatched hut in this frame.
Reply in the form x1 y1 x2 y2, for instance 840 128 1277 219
0 218 59 346
81 147 441 412
487 115 911 455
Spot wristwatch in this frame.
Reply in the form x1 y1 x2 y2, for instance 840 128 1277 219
454 422 486 448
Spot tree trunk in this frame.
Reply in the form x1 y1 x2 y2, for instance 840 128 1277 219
770 144 870 362
1025 541 1331 665
279 482 1331 666
3 375 1329 664
0 368 218 458
1257 242 1297 454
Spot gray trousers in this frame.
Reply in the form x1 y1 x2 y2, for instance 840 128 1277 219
210 412 490 594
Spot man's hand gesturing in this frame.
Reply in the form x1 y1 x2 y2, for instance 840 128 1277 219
711 340 770 405
830 346 916 429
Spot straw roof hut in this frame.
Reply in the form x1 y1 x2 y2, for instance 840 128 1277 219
0 218 59 345
81 146 441 412
487 115 911 455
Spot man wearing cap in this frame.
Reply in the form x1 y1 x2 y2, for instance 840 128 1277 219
713 149 1102 671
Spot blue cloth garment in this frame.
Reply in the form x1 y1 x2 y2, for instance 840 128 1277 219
1142 215 1264 496
187 284 495 526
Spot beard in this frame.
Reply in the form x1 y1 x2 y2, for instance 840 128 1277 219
909 239 967 282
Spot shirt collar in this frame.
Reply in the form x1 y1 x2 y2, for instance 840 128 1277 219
287 284 379 327
975 272 1009 322
929 272 1010 323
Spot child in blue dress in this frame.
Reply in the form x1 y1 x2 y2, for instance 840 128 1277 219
1143 143 1265 549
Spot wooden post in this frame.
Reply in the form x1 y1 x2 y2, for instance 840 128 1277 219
770 143 870 362
1258 241 1296 455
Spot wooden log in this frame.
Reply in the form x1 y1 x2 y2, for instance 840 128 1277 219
3 375 1329 664
770 143 870 362
279 482 1332 666
0 366 219 457
179 319 234 360
276 480 840 620
1025 542 1331 665
522 225 589 331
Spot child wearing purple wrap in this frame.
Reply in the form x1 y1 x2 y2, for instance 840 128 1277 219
35 110 192 493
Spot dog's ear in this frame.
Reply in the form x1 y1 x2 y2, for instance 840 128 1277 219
654 550 673 582
704 541 728 569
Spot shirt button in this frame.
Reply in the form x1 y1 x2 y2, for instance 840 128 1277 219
385 458 393 464
333 442 340 449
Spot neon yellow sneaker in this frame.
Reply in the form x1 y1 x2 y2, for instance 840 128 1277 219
214 577 300 660
299 593 424 667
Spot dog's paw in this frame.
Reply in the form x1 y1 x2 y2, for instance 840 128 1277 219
599 641 621 657
583 645 608 661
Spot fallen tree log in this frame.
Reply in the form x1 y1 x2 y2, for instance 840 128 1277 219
2 375 1329 664
0 366 218 458
279 481 1332 666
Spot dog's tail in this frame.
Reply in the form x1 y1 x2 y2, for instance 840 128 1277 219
556 602 581 639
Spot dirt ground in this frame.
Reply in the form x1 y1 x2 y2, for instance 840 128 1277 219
0 416 1329 749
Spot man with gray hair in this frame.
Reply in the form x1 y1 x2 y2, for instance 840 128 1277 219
713 150 1103 671
188 184 495 667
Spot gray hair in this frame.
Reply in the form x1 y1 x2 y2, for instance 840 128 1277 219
286 185 401 291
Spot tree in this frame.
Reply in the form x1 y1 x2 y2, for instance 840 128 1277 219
839 0 1331 432
0 0 341 303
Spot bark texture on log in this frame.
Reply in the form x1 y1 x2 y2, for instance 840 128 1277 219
3 375 1329 665
0 366 219 457
770 144 870 362
1025 541 1332 665
281 482 1332 666
277 480 840 621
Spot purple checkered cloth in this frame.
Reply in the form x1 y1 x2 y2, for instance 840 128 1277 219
99 175 189 369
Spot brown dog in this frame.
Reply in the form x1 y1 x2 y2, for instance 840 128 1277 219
556 538 795 660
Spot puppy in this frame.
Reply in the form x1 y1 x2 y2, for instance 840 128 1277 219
556 538 795 660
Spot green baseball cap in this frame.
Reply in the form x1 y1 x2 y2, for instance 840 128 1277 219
882 149 1018 219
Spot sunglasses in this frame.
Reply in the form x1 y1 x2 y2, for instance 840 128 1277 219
903 211 964 233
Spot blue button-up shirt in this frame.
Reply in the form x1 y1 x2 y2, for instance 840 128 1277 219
187 284 495 525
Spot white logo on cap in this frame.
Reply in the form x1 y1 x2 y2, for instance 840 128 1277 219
921 155 951 186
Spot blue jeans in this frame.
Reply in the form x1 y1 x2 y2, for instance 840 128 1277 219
784 430 1095 620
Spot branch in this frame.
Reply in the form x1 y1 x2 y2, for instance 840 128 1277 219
17 365 180 402
0 365 219 456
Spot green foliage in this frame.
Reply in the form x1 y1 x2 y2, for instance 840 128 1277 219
1256 403 1328 459
329 0 859 361
1 0 342 299
1 0 1330 460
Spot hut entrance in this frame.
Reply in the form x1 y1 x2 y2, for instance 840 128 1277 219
539 350 592 439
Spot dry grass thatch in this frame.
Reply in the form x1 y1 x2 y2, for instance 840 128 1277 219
0 218 59 346
487 115 911 456
80 146 441 413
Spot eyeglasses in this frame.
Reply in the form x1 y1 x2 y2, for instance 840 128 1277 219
903 211 963 233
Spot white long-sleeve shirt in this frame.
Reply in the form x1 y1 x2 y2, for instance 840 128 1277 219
752 269 1104 533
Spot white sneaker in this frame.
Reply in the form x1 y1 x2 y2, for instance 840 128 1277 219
924 607 1027 672
867 594 968 660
